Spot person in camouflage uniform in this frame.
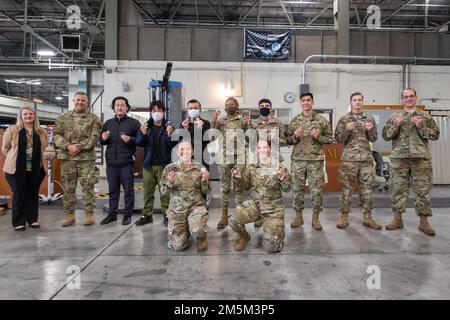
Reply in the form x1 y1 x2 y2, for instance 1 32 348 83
160 142 211 251
230 139 292 253
211 97 250 230
382 88 440 236
286 92 333 230
334 92 381 230
53 91 102 227
249 98 287 228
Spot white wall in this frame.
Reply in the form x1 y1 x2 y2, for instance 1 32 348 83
102 60 450 127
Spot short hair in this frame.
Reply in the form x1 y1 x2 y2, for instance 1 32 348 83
300 92 314 100
258 98 272 108
402 88 417 98
225 97 239 107
111 96 130 111
350 92 364 101
150 100 166 112
187 99 201 108
74 91 88 98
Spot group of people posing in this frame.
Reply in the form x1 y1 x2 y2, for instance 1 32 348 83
1 88 440 254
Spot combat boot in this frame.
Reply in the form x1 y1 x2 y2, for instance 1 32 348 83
84 212 95 226
312 212 322 230
196 236 208 251
61 213 76 227
385 212 403 230
217 207 228 230
254 218 263 228
235 230 250 251
336 213 349 229
363 213 382 230
418 215 436 236
290 211 304 228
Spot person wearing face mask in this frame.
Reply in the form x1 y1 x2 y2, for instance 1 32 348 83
135 100 176 227
250 98 287 228
180 99 211 171
160 141 211 252
211 97 251 230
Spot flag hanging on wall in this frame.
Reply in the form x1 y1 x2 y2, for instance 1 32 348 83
244 29 292 60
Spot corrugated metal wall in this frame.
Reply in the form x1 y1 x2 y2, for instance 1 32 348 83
430 116 450 184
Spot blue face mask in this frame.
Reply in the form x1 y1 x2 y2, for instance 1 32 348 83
151 112 163 121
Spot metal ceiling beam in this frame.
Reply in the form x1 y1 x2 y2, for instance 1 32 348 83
306 3 332 27
206 0 224 24
256 0 263 27
132 0 159 25
83 0 105 62
0 10 71 59
238 0 259 25
22 0 28 57
168 0 184 24
147 0 164 14
381 0 415 23
54 0 105 39
279 0 294 27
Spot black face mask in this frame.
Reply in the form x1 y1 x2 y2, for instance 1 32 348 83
260 107 271 117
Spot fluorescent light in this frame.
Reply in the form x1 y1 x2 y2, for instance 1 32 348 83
31 82 41 85
55 96 63 100
37 50 56 56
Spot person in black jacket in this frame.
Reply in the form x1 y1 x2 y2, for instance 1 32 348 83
99 96 141 225
135 100 175 227
179 99 211 171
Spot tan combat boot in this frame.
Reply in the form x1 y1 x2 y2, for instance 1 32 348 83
217 207 228 230
290 212 304 228
418 215 436 236
312 212 322 230
336 213 349 229
61 213 76 227
235 230 250 251
84 212 95 226
363 213 382 230
385 212 403 230
196 236 208 251
254 218 263 228
0 207 6 216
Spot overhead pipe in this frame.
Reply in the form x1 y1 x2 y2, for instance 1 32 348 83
302 54 450 84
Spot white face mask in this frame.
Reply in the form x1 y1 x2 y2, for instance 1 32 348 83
151 112 163 121
188 109 200 119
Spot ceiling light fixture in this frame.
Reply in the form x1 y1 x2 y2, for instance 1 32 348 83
37 50 56 56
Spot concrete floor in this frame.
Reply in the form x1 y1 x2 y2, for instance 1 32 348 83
0 180 449 300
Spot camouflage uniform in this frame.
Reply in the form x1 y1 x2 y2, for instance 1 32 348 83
382 109 440 217
286 111 333 216
160 162 211 251
212 112 250 210
230 163 292 252
53 110 102 215
249 115 286 164
334 111 377 216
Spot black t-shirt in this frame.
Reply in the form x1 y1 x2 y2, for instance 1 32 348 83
151 125 164 165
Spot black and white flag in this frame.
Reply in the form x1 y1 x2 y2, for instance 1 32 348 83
244 29 292 60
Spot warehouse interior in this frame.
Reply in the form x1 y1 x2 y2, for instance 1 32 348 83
1 0 450 300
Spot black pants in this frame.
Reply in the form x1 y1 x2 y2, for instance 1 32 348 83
106 163 135 217
5 172 39 227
